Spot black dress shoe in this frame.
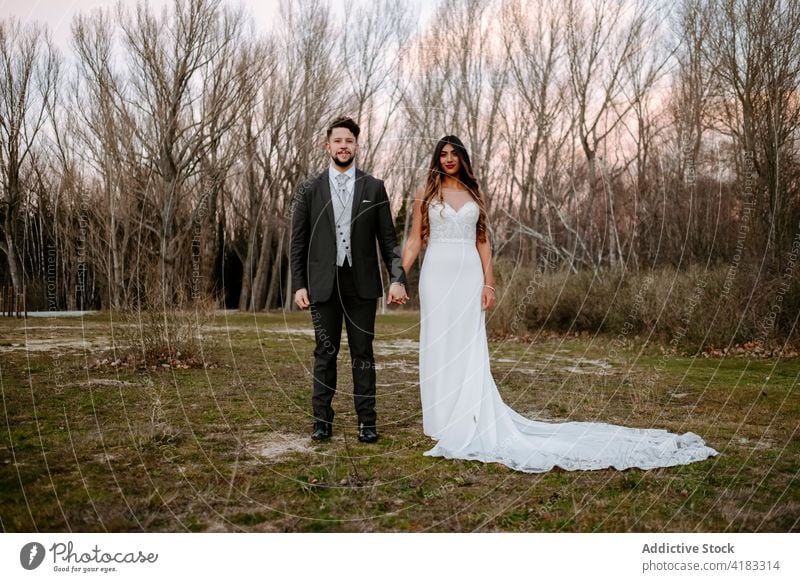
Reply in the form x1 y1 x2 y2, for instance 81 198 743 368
312 422 332 441
358 424 378 443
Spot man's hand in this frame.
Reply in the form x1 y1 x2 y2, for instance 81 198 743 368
387 283 408 305
294 288 310 310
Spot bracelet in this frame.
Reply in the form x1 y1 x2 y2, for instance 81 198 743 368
483 285 495 292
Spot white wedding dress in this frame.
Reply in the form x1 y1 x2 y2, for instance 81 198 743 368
418 197 719 473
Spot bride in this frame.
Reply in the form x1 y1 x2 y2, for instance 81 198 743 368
399 135 718 473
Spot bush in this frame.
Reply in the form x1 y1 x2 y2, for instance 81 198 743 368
117 291 218 368
486 260 800 354
485 258 540 336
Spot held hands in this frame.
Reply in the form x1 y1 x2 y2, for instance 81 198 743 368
294 288 310 310
387 282 409 305
297 285 408 308
481 284 496 311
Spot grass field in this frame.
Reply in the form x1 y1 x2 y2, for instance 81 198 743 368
1 310 798 532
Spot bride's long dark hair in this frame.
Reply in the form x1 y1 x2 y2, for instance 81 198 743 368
420 135 488 244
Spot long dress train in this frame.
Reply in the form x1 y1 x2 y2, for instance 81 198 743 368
418 199 718 473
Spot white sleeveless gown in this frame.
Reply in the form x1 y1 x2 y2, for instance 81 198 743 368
418 199 718 472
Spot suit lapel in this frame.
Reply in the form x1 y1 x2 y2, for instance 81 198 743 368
319 171 336 236
350 168 366 230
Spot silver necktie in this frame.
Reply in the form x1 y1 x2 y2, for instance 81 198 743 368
335 173 349 208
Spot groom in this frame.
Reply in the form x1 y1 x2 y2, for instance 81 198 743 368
290 116 408 443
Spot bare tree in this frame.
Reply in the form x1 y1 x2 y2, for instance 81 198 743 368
232 38 284 311
72 9 138 309
191 8 265 302
565 0 658 269
0 19 58 298
2 0 796 316
500 0 570 265
702 0 800 268
399 0 508 247
256 0 339 311
116 0 253 303
341 0 412 174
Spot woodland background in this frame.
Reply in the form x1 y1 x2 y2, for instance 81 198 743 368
1 0 799 347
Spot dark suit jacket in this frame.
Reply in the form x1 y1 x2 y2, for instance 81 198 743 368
290 168 407 303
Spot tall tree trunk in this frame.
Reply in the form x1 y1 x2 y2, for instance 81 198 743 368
2 226 23 295
264 226 285 311
160 170 178 302
238 230 255 310
201 180 220 298
251 223 274 311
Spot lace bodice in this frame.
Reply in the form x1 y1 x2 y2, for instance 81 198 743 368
427 200 479 243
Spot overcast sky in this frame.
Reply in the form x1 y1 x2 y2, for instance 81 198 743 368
1 0 285 45
0 0 434 50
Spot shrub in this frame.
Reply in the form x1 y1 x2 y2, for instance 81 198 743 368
484 260 799 354
117 291 218 368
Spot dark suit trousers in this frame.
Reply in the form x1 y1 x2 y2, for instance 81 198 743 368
309 262 378 429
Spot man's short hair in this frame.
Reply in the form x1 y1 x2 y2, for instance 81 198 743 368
326 116 360 141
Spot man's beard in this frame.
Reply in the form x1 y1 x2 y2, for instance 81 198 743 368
330 151 355 168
